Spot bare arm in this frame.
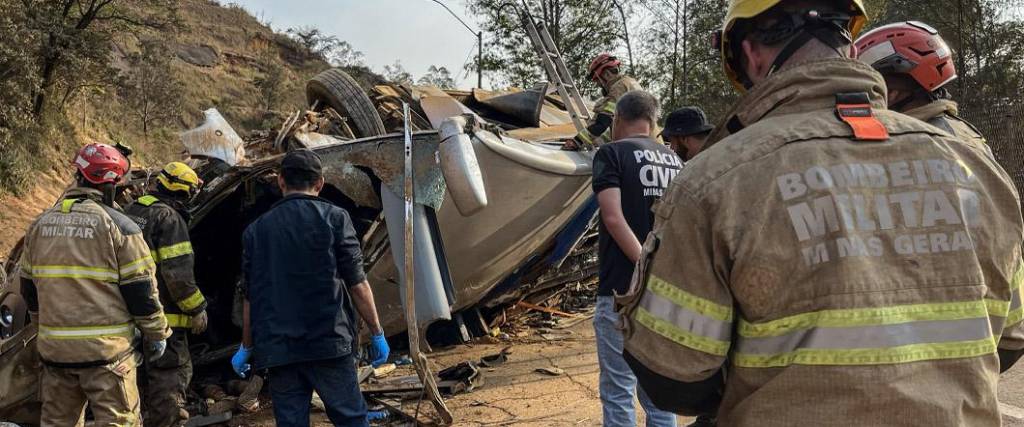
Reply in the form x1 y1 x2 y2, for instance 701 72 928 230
598 188 642 263
350 281 383 335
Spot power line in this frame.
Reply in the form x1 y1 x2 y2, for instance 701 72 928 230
428 0 480 36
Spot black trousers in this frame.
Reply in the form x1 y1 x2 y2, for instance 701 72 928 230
267 354 368 427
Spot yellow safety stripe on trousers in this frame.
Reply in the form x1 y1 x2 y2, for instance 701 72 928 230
165 313 192 329
151 241 193 263
31 265 118 282
38 323 133 340
119 256 155 277
737 300 988 338
646 275 733 322
177 289 206 312
634 307 731 356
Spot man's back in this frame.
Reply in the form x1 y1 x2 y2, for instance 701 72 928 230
242 194 365 370
623 59 1024 426
593 136 682 296
21 189 161 365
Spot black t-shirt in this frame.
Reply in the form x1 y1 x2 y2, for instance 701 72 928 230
592 136 683 296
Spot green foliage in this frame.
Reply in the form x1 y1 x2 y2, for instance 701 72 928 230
468 0 622 92
634 0 736 120
867 0 1024 113
286 25 365 67
383 60 414 85
417 65 457 89
117 40 185 135
253 53 290 111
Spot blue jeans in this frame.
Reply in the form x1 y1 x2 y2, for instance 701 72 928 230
268 355 368 427
594 296 677 427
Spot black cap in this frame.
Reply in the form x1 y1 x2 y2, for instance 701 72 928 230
660 107 714 138
280 149 323 175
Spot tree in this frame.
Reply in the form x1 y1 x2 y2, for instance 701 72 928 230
417 65 456 88
634 0 736 119
253 54 289 111
868 0 1024 114
117 40 184 135
0 0 39 130
326 40 365 67
286 25 364 66
383 60 413 85
17 0 178 119
467 0 622 91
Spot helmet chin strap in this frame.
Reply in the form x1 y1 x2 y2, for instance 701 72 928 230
762 11 854 80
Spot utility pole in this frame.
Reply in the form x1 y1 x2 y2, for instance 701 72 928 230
478 31 483 89
429 0 484 88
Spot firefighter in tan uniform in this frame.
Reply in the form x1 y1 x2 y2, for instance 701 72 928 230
855 21 993 156
619 1 1024 425
19 143 170 426
125 162 207 427
563 53 644 150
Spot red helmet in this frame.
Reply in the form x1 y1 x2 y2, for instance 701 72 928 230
855 21 957 91
72 143 129 185
588 53 621 82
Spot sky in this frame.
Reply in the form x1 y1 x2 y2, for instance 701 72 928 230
230 0 483 89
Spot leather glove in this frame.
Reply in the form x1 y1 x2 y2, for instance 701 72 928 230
147 339 167 362
368 332 390 367
232 344 252 378
191 310 208 335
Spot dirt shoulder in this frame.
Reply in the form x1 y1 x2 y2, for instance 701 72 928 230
0 173 67 259
231 319 694 426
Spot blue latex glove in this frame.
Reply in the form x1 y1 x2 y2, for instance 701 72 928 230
232 344 252 378
146 339 167 362
368 333 390 367
367 410 389 422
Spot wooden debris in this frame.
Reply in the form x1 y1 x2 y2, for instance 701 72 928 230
373 363 397 378
535 367 565 376
516 301 579 318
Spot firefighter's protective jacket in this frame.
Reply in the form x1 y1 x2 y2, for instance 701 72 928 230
19 187 170 366
620 58 1024 426
125 193 206 330
905 99 993 157
573 75 643 148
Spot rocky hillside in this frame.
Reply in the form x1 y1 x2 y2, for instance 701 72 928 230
0 0 331 257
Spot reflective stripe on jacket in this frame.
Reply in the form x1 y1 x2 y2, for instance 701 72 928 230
575 75 644 147
19 187 170 365
125 193 206 329
620 58 1024 426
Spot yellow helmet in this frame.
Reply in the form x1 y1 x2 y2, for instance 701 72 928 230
717 0 869 91
157 162 202 197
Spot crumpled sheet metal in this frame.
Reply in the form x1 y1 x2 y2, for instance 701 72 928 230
180 108 247 166
0 326 41 423
323 163 380 209
316 130 447 210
